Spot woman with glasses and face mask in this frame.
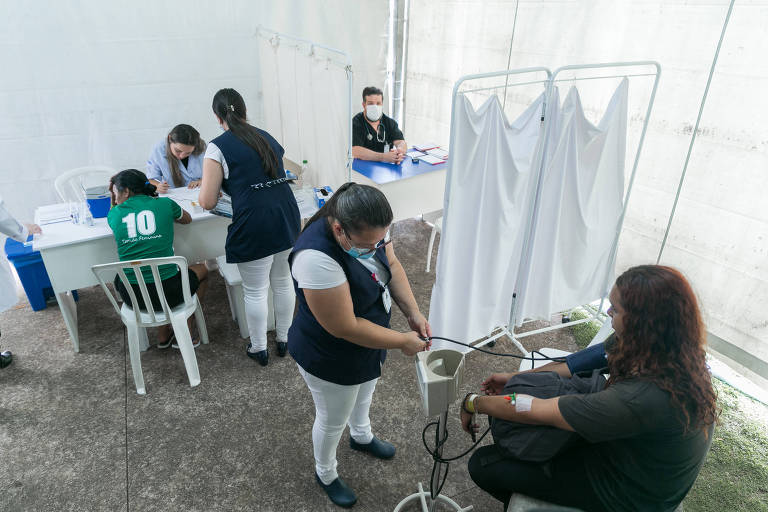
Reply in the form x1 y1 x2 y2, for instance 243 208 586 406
287 182 430 508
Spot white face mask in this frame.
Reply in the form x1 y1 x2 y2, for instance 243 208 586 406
365 104 383 122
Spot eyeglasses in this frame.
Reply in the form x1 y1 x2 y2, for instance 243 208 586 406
344 231 392 256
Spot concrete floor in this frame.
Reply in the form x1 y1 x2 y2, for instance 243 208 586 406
0 219 581 512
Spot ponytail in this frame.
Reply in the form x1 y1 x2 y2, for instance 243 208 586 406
211 88 280 179
303 182 393 234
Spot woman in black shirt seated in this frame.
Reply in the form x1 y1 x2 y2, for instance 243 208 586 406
462 265 718 512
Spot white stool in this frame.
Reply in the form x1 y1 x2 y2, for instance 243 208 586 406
216 256 274 339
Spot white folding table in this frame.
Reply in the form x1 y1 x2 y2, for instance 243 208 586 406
33 186 318 352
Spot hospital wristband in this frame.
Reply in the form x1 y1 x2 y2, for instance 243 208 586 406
463 393 479 414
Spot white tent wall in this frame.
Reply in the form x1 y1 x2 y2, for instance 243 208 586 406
0 0 389 221
406 1 768 368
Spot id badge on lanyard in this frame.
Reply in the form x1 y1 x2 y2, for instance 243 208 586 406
371 272 392 314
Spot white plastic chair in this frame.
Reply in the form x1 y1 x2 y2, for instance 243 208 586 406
54 166 115 203
92 256 208 395
425 216 443 272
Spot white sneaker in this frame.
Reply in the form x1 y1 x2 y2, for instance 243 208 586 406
172 338 201 349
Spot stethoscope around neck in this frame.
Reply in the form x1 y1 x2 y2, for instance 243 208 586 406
365 121 386 143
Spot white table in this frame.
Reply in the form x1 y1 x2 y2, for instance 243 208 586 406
33 187 317 352
351 158 447 223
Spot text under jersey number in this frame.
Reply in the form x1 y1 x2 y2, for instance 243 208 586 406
122 211 157 238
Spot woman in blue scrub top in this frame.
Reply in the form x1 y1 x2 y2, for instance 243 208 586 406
146 124 206 194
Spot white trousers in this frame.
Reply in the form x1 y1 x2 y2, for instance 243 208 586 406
236 248 295 351
298 365 377 485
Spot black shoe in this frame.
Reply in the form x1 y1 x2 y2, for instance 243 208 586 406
246 344 269 366
315 473 357 508
277 341 288 357
0 350 12 369
349 436 395 459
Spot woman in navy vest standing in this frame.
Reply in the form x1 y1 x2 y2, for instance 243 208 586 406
199 88 301 366
288 183 430 508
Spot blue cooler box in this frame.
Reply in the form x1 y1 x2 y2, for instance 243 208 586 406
86 185 111 218
4 236 77 311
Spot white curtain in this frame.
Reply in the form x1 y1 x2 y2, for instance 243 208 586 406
256 33 350 189
516 79 628 323
428 93 545 350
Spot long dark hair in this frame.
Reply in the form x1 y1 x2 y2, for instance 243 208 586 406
110 169 157 205
608 265 718 433
166 124 205 187
304 182 393 235
212 88 279 179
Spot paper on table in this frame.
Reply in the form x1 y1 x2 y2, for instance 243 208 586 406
37 204 72 224
426 147 449 159
406 150 427 159
293 187 319 219
414 143 440 151
417 154 445 165
164 187 200 202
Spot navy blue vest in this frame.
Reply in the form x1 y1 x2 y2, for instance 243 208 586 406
210 129 301 263
288 219 391 385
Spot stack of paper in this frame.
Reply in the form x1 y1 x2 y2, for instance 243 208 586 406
417 154 445 165
37 204 72 225
426 147 449 160
165 187 200 202
414 143 440 152
212 194 233 218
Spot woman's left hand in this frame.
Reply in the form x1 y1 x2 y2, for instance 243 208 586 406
407 312 432 341
187 180 202 189
460 407 479 435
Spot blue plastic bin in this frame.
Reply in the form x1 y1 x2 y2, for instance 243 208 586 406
4 236 77 311
85 185 111 218
86 196 110 218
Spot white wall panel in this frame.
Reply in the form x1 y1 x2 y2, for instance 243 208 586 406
407 0 768 365
0 0 387 219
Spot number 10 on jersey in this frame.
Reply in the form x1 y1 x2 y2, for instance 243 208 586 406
122 211 157 238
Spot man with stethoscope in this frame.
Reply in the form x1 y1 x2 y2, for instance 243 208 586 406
351 86 407 164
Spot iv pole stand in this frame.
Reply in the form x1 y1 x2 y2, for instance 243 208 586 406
393 411 474 512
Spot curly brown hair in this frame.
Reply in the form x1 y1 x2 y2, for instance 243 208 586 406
608 265 718 433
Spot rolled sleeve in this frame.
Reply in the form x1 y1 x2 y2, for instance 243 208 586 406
352 114 367 147
389 119 404 142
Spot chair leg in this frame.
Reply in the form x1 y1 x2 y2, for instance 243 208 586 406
426 225 438 272
224 281 236 322
233 283 249 339
126 324 146 395
172 317 201 387
138 326 150 351
194 297 209 345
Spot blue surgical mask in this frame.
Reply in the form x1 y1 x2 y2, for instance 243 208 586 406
340 228 387 260
344 246 377 260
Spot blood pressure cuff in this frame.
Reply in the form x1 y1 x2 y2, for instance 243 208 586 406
565 342 608 375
